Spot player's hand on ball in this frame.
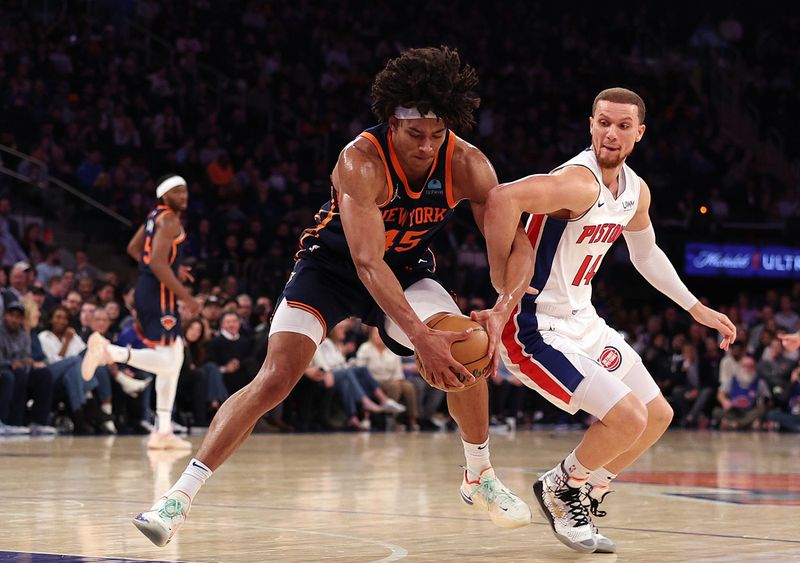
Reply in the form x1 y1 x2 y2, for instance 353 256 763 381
413 327 474 391
469 308 504 378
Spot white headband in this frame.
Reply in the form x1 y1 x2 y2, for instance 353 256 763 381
156 175 186 199
393 106 439 120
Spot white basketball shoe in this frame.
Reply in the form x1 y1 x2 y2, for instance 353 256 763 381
532 462 597 553
460 466 532 528
133 490 191 547
586 483 617 553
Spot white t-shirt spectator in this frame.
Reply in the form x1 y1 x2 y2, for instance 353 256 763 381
37 331 86 364
356 341 403 383
313 338 347 372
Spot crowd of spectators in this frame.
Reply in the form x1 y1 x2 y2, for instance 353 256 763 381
0 3 798 436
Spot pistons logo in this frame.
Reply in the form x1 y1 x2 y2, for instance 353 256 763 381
160 315 177 331
599 346 622 371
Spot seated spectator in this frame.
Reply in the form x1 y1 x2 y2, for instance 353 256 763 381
208 311 255 394
0 302 56 434
104 301 123 340
37 306 115 434
201 294 224 334
2 261 31 307
286 361 336 432
402 355 447 431
111 317 156 433
758 337 796 394
712 355 770 431
179 318 227 427
77 301 96 342
668 343 715 428
357 327 418 430
766 365 800 432
314 322 405 431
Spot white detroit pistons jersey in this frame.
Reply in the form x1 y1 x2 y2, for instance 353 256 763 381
526 148 641 312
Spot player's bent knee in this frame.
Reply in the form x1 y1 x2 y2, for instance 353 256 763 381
648 396 674 431
251 368 302 404
605 393 648 441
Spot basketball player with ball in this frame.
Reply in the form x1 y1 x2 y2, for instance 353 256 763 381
133 46 534 547
481 88 737 553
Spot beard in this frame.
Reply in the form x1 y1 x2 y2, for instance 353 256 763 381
594 146 631 169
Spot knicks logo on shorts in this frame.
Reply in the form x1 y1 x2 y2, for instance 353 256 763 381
160 315 178 331
599 346 622 371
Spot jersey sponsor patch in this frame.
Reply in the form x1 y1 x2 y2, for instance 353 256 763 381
599 346 622 371
160 315 178 331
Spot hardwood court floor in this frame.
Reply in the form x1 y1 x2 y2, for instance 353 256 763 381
0 429 798 562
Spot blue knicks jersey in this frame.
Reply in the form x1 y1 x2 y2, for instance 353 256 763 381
297 123 458 269
139 205 186 278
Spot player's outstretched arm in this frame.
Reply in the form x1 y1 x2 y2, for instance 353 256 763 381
462 146 534 374
623 179 736 350
334 143 472 390
484 167 597 290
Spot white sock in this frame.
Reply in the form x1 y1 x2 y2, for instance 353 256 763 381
156 408 173 434
166 458 213 502
462 437 491 478
587 467 617 496
560 449 593 488
107 343 131 364
155 372 180 434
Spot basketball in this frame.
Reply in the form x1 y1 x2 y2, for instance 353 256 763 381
415 313 491 392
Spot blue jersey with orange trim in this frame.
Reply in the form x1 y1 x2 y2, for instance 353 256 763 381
139 205 186 278
296 123 457 269
134 205 186 347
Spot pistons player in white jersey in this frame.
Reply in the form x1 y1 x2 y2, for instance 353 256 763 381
479 88 736 553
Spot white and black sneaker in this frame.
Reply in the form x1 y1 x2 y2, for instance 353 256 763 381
532 462 597 553
586 483 616 553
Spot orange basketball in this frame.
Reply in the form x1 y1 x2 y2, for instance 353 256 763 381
414 313 491 392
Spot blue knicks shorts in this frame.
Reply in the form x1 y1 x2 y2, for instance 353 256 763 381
274 250 445 355
134 274 181 347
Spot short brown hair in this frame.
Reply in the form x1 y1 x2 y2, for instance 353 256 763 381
592 88 646 124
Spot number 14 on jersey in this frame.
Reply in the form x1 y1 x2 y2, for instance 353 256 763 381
572 254 604 286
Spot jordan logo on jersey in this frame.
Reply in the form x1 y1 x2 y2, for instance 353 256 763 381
576 223 624 244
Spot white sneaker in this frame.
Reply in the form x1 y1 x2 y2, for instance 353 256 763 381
171 421 188 435
381 398 406 414
147 431 192 450
116 372 152 397
532 463 597 553
133 490 191 547
3 424 31 435
29 423 58 435
82 332 111 381
586 483 616 553
460 467 532 529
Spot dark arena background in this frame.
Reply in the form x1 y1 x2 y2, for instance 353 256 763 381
0 1 798 562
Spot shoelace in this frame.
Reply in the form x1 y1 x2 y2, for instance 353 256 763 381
157 498 185 522
463 467 518 509
585 484 611 517
548 472 591 527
